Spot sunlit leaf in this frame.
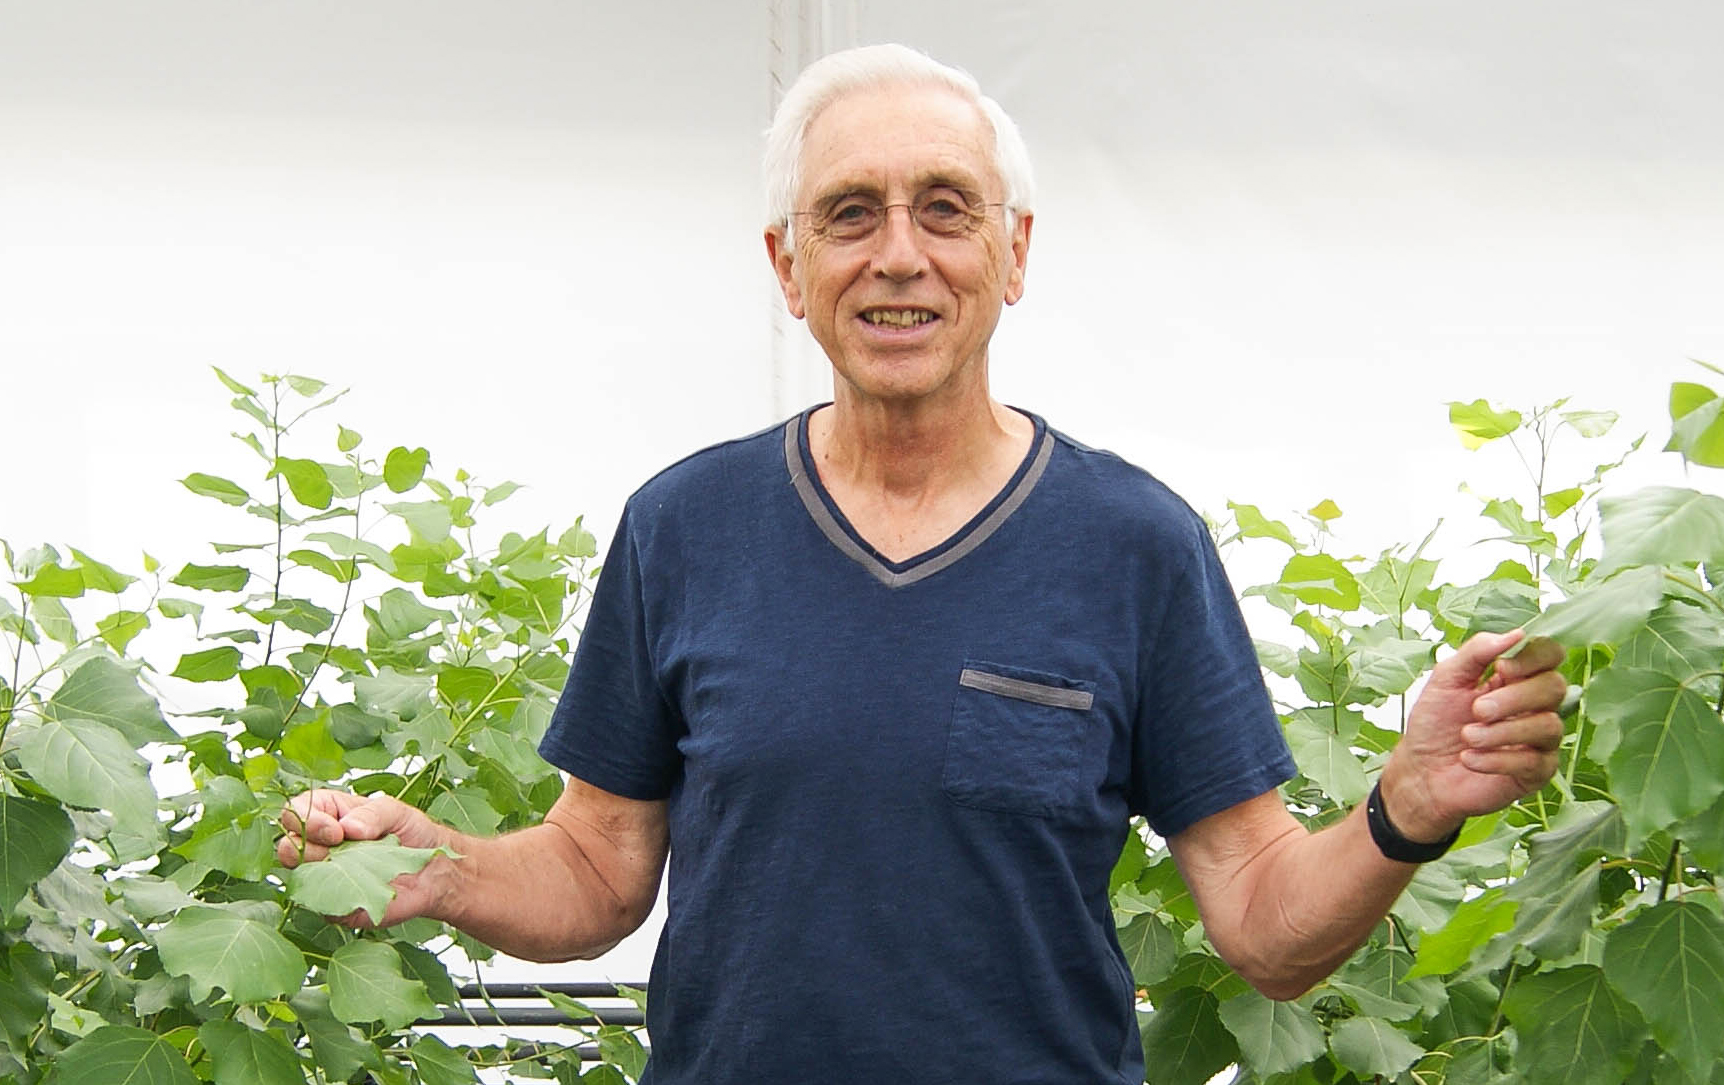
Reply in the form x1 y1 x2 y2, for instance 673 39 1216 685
1226 501 1298 547
1350 636 1434 697
1561 409 1618 438
13 563 84 598
1543 487 1585 519
154 907 305 1004
1280 554 1360 610
170 646 242 683
1284 712 1369 805
170 563 251 592
409 1034 478 1085
1448 399 1523 449
1308 498 1342 523
427 788 503 836
180 472 250 507
274 457 333 510
1668 382 1724 467
95 609 149 653
1500 966 1646 1085
1405 888 1517 980
384 446 431 493
326 940 436 1030
386 500 454 543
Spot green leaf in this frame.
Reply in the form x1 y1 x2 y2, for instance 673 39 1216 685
1308 498 1343 523
47 1025 199 1085
1602 900 1724 1080
1449 399 1523 449
289 988 382 1080
1226 501 1298 547
1329 1015 1425 1079
0 795 74 918
1669 382 1724 467
1405 888 1516 979
274 457 333 509
384 446 431 493
409 1034 478 1085
595 1026 648 1079
372 587 448 640
1116 912 1179 988
1138 987 1237 1085
181 472 251 507
337 424 363 451
170 563 251 592
1218 989 1328 1077
1328 945 1442 1021
15 717 159 840
558 522 598 558
1598 486 1724 574
1284 712 1370 805
1543 487 1585 519
32 595 77 645
212 366 258 396
1279 553 1361 610
69 548 136 593
1561 409 1618 438
352 667 435 718
1500 966 1647 1085
287 548 359 583
13 563 84 598
196 1020 302 1085
277 716 348 779
427 788 503 836
284 374 328 397
95 609 149 653
153 907 305 1004
1587 664 1724 839
173 777 276 881
386 499 454 543
1614 603 1724 691
1351 636 1435 697
45 656 175 745
1480 497 1559 554
1519 566 1665 652
326 940 437 1030
170 645 242 683
285 837 443 924
330 702 390 749
481 480 523 506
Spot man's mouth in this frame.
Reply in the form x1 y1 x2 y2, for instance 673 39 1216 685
860 308 937 328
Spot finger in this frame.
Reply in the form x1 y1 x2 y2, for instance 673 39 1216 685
1473 670 1570 723
1463 711 1563 753
1494 635 1565 680
275 836 333 868
1430 629 1523 690
332 794 407 843
1458 744 1559 785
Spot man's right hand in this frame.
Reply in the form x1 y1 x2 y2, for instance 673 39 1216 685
277 790 458 929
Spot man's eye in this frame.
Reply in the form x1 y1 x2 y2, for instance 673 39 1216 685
829 202 875 224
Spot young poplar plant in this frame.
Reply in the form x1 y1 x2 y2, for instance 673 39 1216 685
1119 362 1724 1085
0 371 647 1085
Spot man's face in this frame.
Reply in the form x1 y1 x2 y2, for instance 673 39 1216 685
766 83 1032 406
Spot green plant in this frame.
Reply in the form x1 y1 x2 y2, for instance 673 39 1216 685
1 371 643 1084
1121 364 1724 1084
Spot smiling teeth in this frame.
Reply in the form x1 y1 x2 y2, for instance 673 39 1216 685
863 309 934 327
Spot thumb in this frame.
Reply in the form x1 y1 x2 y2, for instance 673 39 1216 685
1431 629 1524 689
335 795 409 842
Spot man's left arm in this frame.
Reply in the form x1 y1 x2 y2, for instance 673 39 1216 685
1167 630 1568 1000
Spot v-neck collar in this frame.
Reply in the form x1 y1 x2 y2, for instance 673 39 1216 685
782 405 1054 589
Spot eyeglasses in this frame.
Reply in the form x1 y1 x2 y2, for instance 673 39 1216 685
792 188 1004 242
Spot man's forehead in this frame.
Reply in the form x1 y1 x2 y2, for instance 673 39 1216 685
798 83 998 197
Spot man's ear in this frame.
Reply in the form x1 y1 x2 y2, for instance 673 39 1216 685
1004 211 1033 306
765 226 805 318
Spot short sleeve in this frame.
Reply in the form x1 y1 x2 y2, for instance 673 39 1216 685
538 503 683 800
1129 513 1295 836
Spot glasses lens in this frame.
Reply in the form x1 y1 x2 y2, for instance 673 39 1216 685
914 192 977 236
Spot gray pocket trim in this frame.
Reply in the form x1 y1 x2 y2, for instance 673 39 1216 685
958 668 1094 710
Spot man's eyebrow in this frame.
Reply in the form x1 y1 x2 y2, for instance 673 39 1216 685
808 171 987 208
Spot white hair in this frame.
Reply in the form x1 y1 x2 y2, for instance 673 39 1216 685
762 43 1036 234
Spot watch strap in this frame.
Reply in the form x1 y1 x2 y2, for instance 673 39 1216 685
1365 781 1461 863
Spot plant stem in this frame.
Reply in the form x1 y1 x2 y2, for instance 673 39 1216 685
265 384 286 666
1488 959 1519 1039
1659 840 1681 902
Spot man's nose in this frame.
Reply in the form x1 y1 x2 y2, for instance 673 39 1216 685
871 204 928 279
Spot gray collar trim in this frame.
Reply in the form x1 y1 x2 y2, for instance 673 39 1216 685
783 412 1054 589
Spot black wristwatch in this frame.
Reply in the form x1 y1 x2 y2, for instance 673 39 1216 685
1365 781 1461 863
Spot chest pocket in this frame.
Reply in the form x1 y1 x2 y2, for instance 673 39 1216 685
943 661 1097 819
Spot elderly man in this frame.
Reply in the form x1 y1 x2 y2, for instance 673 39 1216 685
279 44 1566 1083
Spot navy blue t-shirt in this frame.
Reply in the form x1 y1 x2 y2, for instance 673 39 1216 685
539 407 1294 1084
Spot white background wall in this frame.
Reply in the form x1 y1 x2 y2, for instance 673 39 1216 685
4 0 1722 987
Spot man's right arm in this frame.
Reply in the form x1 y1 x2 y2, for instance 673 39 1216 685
277 775 669 962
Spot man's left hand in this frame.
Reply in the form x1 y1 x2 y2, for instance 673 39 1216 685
1378 630 1568 844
